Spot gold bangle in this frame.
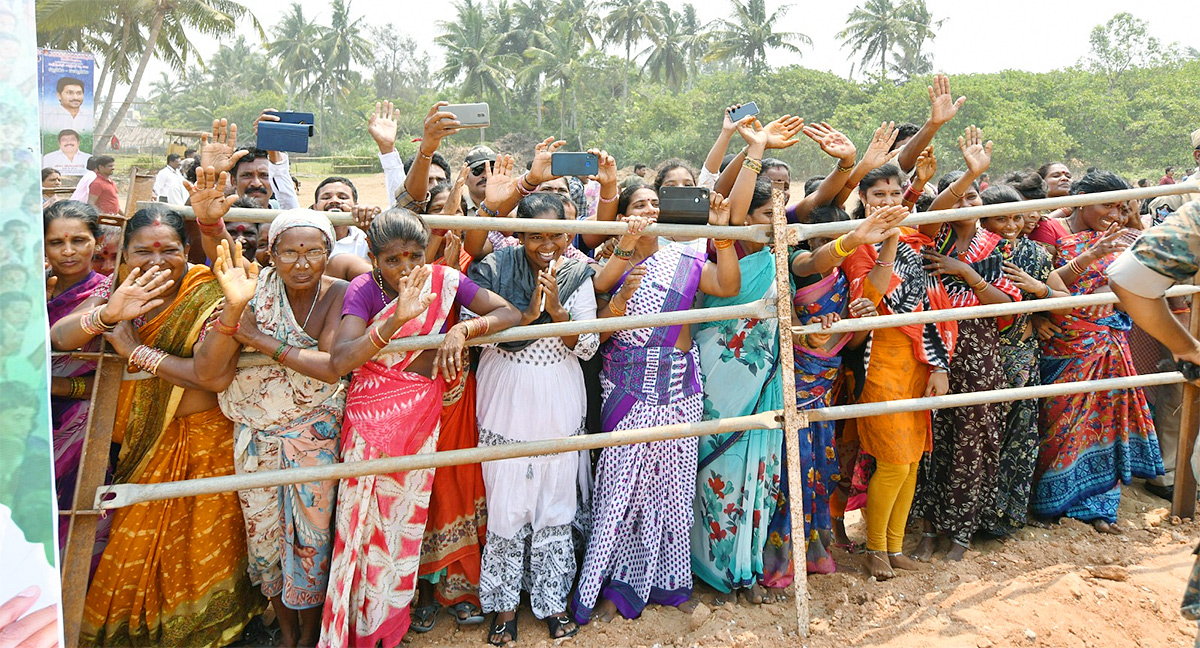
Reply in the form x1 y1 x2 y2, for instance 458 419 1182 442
948 184 964 199
608 300 626 317
836 163 854 173
742 157 763 175
714 239 735 250
831 235 853 258
970 277 989 291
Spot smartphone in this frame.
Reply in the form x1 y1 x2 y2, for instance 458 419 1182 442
266 110 315 126
728 102 759 123
551 152 599 177
444 102 491 129
258 121 312 153
658 186 711 225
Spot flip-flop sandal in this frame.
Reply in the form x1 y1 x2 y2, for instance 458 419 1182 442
487 612 518 646
411 604 441 634
451 601 486 626
545 614 578 640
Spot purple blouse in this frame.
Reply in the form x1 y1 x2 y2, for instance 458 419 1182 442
342 270 481 333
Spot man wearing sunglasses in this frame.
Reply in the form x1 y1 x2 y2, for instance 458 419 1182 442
463 145 497 217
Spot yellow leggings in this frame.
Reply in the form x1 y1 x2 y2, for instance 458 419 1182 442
865 460 920 553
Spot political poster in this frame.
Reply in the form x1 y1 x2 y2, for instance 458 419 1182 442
39 49 95 176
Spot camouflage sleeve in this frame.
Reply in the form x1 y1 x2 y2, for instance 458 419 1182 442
1107 201 1200 298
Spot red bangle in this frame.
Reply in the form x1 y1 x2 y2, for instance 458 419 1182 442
431 228 449 237
369 327 389 350
197 217 226 236
214 319 239 336
902 185 923 204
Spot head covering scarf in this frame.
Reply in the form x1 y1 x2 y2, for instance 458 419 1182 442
566 176 587 219
267 208 335 252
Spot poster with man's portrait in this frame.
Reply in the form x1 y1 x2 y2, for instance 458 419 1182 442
38 49 94 176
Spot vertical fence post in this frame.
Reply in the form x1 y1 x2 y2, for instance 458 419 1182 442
770 190 810 636
1173 296 1200 518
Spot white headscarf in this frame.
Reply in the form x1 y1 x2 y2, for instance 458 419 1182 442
266 208 335 252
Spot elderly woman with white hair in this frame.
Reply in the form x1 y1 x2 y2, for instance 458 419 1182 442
195 204 351 648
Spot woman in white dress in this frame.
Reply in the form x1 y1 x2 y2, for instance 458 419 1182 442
468 192 598 644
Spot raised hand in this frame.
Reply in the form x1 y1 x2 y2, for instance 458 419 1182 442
253 109 280 136
539 263 566 321
860 121 900 170
482 154 519 209
442 163 469 214
189 166 239 226
104 265 174 323
528 136 567 185
1083 222 1132 261
803 122 856 162
913 145 937 186
588 148 618 188
368 101 399 153
958 125 994 177
388 265 436 327
200 118 245 176
928 74 966 126
707 191 732 226
737 115 804 150
45 275 58 301
851 204 908 245
420 101 462 157
722 104 742 134
353 204 381 231
213 238 259 310
520 279 545 325
442 230 463 270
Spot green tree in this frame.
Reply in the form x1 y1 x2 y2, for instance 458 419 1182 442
601 0 662 105
266 2 317 107
435 0 513 102
520 18 582 139
706 0 809 75
1083 12 1167 90
641 2 707 92
369 24 434 103
839 0 911 80
889 0 941 82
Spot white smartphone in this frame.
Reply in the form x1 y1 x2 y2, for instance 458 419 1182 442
444 102 490 129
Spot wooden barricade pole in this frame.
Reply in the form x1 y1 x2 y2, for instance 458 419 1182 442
770 189 810 636
59 213 127 647
1173 296 1200 518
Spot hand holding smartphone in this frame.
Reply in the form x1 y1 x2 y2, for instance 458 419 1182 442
551 152 599 177
443 103 491 129
728 102 759 123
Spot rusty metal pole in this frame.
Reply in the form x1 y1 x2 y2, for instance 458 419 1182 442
59 212 127 646
1173 297 1200 518
770 188 810 636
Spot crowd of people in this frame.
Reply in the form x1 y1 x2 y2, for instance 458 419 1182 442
33 74 1200 648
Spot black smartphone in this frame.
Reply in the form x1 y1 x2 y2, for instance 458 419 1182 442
728 102 759 123
551 152 599 177
658 186 711 225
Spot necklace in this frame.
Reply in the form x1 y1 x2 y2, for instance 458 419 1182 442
374 269 391 302
301 284 321 329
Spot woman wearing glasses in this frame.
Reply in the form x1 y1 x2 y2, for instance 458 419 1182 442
192 167 352 648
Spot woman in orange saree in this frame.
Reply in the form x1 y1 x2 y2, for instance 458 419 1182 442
50 205 261 647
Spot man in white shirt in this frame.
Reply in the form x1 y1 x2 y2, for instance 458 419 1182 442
152 153 189 205
68 156 97 202
40 76 92 137
41 130 89 176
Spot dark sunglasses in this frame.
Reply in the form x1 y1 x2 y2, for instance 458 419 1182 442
470 162 493 177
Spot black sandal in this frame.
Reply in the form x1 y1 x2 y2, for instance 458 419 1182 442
411 603 440 634
545 613 578 640
452 601 486 625
487 611 518 646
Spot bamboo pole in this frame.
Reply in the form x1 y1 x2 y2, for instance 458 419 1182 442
92 372 1186 510
1173 296 1200 518
769 189 809 636
237 300 773 366
793 285 1200 335
794 181 1200 240
137 202 772 243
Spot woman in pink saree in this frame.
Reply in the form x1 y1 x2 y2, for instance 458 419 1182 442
318 208 519 648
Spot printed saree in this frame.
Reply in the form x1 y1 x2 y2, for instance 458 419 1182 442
81 266 261 648
319 264 459 648
691 248 782 593
1033 229 1163 523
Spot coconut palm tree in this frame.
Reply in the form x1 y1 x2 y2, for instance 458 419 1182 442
520 17 581 138
266 2 317 106
838 0 908 79
601 0 661 105
706 0 809 75
641 3 692 92
435 0 514 102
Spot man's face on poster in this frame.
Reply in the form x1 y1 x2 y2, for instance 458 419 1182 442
58 82 84 112
58 133 79 156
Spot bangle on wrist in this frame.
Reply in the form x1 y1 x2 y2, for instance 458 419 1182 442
714 239 735 250
129 344 168 375
462 317 490 339
214 319 239 336
517 173 536 196
874 258 894 267
970 276 989 291
836 162 854 173
368 326 389 350
477 201 500 218
271 342 290 362
902 185 924 205
68 376 87 399
831 234 854 258
1040 283 1052 299
612 246 634 259
81 306 116 335
599 192 617 204
608 300 626 317
197 217 226 237
742 157 763 175
947 184 964 199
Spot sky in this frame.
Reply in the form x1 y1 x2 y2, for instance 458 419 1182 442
142 0 1200 88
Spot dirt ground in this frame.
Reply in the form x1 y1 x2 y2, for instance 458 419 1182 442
315 174 1200 648
406 482 1197 648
